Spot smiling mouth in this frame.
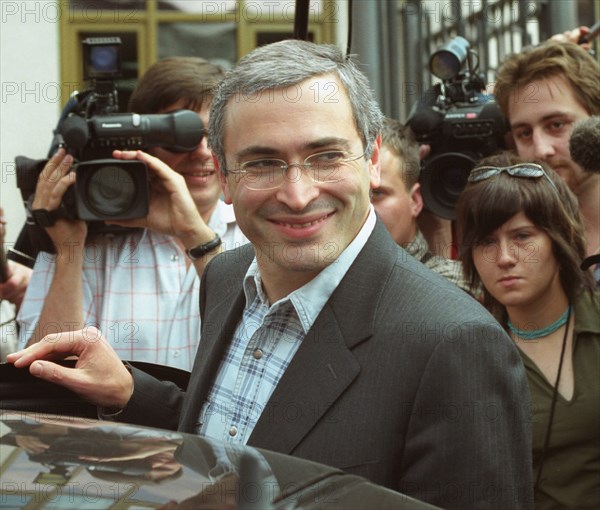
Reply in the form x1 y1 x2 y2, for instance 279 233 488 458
273 213 333 229
185 170 215 178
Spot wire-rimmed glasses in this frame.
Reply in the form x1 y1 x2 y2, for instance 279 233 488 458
226 150 367 190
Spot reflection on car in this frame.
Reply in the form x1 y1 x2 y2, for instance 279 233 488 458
0 412 440 509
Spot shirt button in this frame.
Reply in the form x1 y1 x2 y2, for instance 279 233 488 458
173 350 180 357
229 426 238 437
252 348 263 360
171 254 179 261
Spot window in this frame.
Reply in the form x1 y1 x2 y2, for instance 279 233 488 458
59 0 336 108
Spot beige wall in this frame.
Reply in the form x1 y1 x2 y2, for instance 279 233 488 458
1 0 61 246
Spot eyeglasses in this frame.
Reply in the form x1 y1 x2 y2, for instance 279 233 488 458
468 163 559 193
226 150 366 190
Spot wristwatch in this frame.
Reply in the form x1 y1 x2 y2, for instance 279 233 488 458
185 234 222 260
31 208 59 228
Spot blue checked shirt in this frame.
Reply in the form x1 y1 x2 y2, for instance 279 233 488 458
196 207 377 444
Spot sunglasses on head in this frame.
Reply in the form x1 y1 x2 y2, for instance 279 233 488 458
467 163 559 193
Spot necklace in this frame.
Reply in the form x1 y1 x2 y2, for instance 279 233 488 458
508 305 571 340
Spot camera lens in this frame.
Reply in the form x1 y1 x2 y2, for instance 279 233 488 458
86 165 136 216
430 52 461 80
429 36 470 80
441 165 469 196
420 152 475 220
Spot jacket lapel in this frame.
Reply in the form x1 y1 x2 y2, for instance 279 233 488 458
178 248 253 433
247 302 360 453
248 220 399 453
180 220 401 448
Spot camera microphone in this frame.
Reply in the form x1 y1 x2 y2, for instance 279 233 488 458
569 116 600 174
578 20 600 44
406 87 444 138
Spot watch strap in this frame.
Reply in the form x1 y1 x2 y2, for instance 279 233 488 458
185 234 222 260
31 208 61 228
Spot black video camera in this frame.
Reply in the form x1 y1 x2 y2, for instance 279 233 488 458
16 37 204 250
407 36 508 220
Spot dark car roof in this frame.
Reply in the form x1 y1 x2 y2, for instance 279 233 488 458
0 412 440 509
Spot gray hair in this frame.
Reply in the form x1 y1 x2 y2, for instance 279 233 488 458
208 39 383 173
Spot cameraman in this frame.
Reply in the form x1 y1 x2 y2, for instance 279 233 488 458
17 57 247 370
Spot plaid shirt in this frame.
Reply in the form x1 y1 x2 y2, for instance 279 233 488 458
196 208 377 444
17 201 247 370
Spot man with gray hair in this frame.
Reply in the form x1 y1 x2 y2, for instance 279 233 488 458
9 40 533 509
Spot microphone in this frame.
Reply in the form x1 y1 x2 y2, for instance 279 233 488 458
578 20 600 44
569 116 600 174
406 86 445 138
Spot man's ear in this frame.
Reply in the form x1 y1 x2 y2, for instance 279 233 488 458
214 154 233 205
369 135 382 189
409 182 424 219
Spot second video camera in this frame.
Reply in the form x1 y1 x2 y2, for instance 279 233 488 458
17 37 204 225
407 36 508 219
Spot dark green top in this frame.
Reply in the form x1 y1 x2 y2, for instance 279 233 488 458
519 291 600 510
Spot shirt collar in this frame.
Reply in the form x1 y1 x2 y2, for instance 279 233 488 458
242 206 377 333
208 200 237 238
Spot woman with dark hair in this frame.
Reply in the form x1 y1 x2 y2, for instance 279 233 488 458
456 152 599 510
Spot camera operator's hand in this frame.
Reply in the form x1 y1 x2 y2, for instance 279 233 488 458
33 148 88 249
7 326 134 410
551 26 592 51
0 261 32 308
0 206 32 308
111 150 217 250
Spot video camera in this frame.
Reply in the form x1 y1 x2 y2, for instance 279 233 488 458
407 36 508 219
16 37 204 245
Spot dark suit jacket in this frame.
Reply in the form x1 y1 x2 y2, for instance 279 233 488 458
123 220 533 509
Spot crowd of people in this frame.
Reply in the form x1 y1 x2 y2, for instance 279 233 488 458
1 24 598 510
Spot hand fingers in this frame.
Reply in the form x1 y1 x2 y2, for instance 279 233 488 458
34 172 77 212
112 149 140 161
34 150 75 209
114 149 180 182
7 343 67 369
25 358 109 408
38 149 72 188
7 328 99 368
28 359 76 383
7 327 132 408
